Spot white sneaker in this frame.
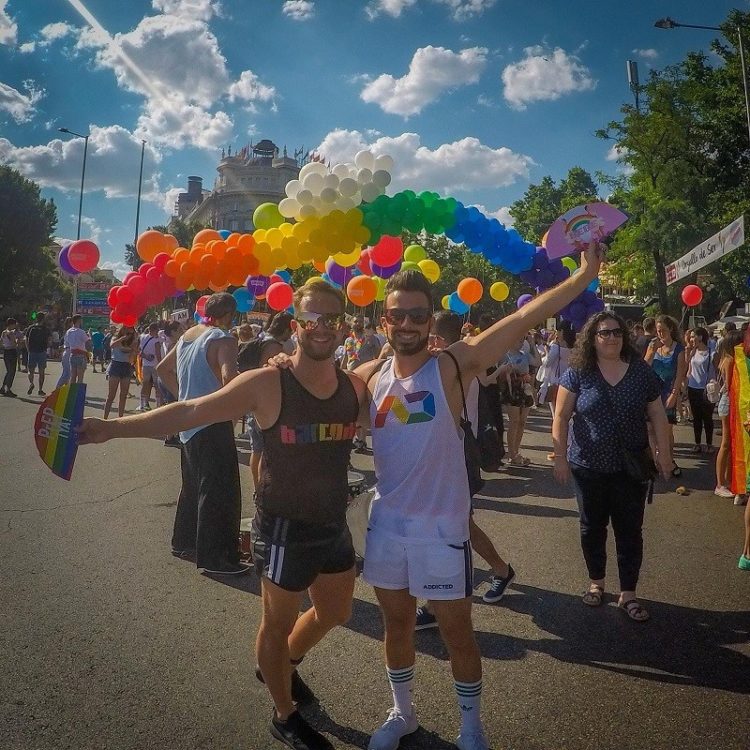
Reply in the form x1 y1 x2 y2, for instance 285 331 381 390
734 494 748 506
715 485 735 498
456 729 489 750
368 706 418 750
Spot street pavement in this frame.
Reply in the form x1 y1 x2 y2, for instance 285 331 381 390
1 360 748 750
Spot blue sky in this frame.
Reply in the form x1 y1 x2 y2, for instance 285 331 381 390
0 0 742 279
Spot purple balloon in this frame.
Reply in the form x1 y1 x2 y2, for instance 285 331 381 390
58 244 79 276
371 260 402 279
517 293 533 309
246 275 270 296
325 259 356 287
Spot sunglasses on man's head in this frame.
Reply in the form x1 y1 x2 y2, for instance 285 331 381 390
596 328 624 339
294 311 346 331
383 307 431 325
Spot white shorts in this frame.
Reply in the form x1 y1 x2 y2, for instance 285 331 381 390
362 527 473 601
141 366 157 384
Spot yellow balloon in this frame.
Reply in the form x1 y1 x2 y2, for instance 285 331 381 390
490 281 510 302
441 294 451 310
280 222 295 237
266 228 284 248
374 276 387 301
418 259 440 283
404 244 427 263
333 246 361 267
253 228 267 243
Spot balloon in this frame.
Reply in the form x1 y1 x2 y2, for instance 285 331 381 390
371 236 403 267
136 230 167 263
561 257 578 273
218 229 231 240
266 281 294 311
233 287 253 313
374 276 387 302
418 259 440 283
441 294 451 310
457 278 483 305
195 295 210 317
587 278 600 292
517 293 533 309
448 292 470 315
681 284 703 307
193 228 222 246
404 244 427 263
489 281 510 302
371 260 401 279
246 275 271 296
152 252 171 272
67 239 99 273
58 245 78 275
347 276 377 307
253 202 284 230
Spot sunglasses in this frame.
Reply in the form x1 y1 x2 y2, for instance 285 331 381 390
383 307 432 325
596 328 624 339
294 311 346 331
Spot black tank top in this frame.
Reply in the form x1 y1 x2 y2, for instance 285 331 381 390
256 368 359 525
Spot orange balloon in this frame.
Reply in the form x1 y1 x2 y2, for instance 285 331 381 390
136 230 167 263
193 272 210 291
347 275 377 307
164 234 179 252
200 254 217 275
189 245 205 264
312 258 327 273
237 234 255 255
172 247 190 265
243 254 260 276
193 228 222 247
226 232 242 246
211 240 228 259
457 277 483 305
164 259 180 278
180 260 197 278
174 274 192 291
225 245 242 269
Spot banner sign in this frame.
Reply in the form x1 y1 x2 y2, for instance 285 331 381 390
76 280 111 322
665 216 745 286
170 308 189 323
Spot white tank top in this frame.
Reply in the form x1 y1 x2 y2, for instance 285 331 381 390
369 356 470 543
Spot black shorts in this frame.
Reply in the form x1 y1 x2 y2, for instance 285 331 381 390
251 511 355 592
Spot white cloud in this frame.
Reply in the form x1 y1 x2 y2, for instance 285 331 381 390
0 125 163 199
80 216 110 245
0 0 17 46
135 98 234 149
19 41 35 53
632 48 658 61
361 46 487 117
161 186 184 216
227 70 276 103
151 0 220 21
606 144 628 161
41 22 76 44
315 129 533 193
99 259 132 281
282 1 315 21
366 0 495 21
502 46 596 110
472 204 514 227
0 80 44 123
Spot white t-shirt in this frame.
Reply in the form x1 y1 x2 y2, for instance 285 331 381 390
65 327 89 352
139 333 161 366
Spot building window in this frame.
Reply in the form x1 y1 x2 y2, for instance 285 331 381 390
230 220 239 232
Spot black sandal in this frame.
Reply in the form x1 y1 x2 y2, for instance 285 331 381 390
671 463 682 477
619 599 650 622
582 585 604 607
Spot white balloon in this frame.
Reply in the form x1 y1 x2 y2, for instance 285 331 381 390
303 172 324 193
374 154 394 172
279 197 300 218
296 189 314 206
351 191 362 206
372 170 391 188
298 163 317 180
355 150 375 171
285 179 301 198
320 187 338 203
322 173 340 189
357 168 373 184
309 161 328 176
360 182 381 203
299 204 317 219
332 163 350 179
335 196 356 212
338 177 358 197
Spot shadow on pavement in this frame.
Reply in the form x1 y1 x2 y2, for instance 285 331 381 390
471 495 578 518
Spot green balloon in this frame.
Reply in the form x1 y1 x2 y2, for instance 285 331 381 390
253 202 284 230
404 244 427 262
401 261 420 272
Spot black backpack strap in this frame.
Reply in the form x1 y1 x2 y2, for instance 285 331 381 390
442 349 469 422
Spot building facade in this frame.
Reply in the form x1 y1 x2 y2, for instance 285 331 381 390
175 139 303 232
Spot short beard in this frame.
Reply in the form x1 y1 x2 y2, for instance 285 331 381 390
388 333 429 356
297 336 337 362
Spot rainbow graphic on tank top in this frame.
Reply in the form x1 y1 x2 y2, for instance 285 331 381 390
34 383 86 481
374 390 435 428
280 422 358 444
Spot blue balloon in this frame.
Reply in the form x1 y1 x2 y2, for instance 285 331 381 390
274 269 292 283
233 287 253 313
448 292 470 314
587 278 601 292
218 229 231 240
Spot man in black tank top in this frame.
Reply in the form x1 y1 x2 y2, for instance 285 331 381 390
77 280 369 750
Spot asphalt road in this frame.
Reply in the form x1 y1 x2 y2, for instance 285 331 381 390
1 361 748 750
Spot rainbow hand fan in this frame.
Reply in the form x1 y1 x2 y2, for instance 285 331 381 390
34 383 87 481
544 202 629 260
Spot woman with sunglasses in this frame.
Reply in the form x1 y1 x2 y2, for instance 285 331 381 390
553 312 672 622
645 314 687 477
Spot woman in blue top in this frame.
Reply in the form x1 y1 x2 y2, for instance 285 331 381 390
645 314 688 477
553 312 672 622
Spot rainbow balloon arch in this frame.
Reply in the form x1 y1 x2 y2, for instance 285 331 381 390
103 150 600 328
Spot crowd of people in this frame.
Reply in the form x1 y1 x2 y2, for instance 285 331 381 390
5 247 749 749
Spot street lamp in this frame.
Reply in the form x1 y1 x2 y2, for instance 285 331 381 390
134 139 146 257
59 126 90 314
654 17 750 148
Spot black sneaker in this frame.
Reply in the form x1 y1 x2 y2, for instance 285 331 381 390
38 390 46 396
200 563 252 576
27 384 33 395
164 436 181 447
171 548 195 559
415 606 438 631
255 666 317 704
482 564 516 603
270 710 333 749
5 390 17 398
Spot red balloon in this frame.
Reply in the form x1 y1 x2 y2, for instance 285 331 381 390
138 262 154 277
266 281 294 311
67 239 100 273
681 284 703 307
117 286 134 305
122 314 138 327
110 308 124 324
159 273 176 297
357 248 373 276
122 272 139 286
146 267 161 284
371 236 403 267
196 294 210 317
107 286 119 307
269 273 284 286
128 275 146 296
152 252 171 272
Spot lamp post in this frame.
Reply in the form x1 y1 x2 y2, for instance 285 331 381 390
59 127 90 315
654 17 750 148
134 139 146 257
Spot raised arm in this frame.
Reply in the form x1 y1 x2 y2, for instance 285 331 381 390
448 242 604 382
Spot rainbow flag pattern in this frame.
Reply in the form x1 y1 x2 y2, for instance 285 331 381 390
728 345 750 496
34 383 87 481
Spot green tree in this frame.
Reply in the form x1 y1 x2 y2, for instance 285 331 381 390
0 166 62 315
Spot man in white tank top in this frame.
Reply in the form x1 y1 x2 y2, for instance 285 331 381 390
356 243 604 750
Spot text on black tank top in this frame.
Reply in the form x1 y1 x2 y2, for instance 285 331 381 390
256 368 359 525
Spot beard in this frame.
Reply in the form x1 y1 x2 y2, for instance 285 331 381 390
387 331 429 356
297 333 339 362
